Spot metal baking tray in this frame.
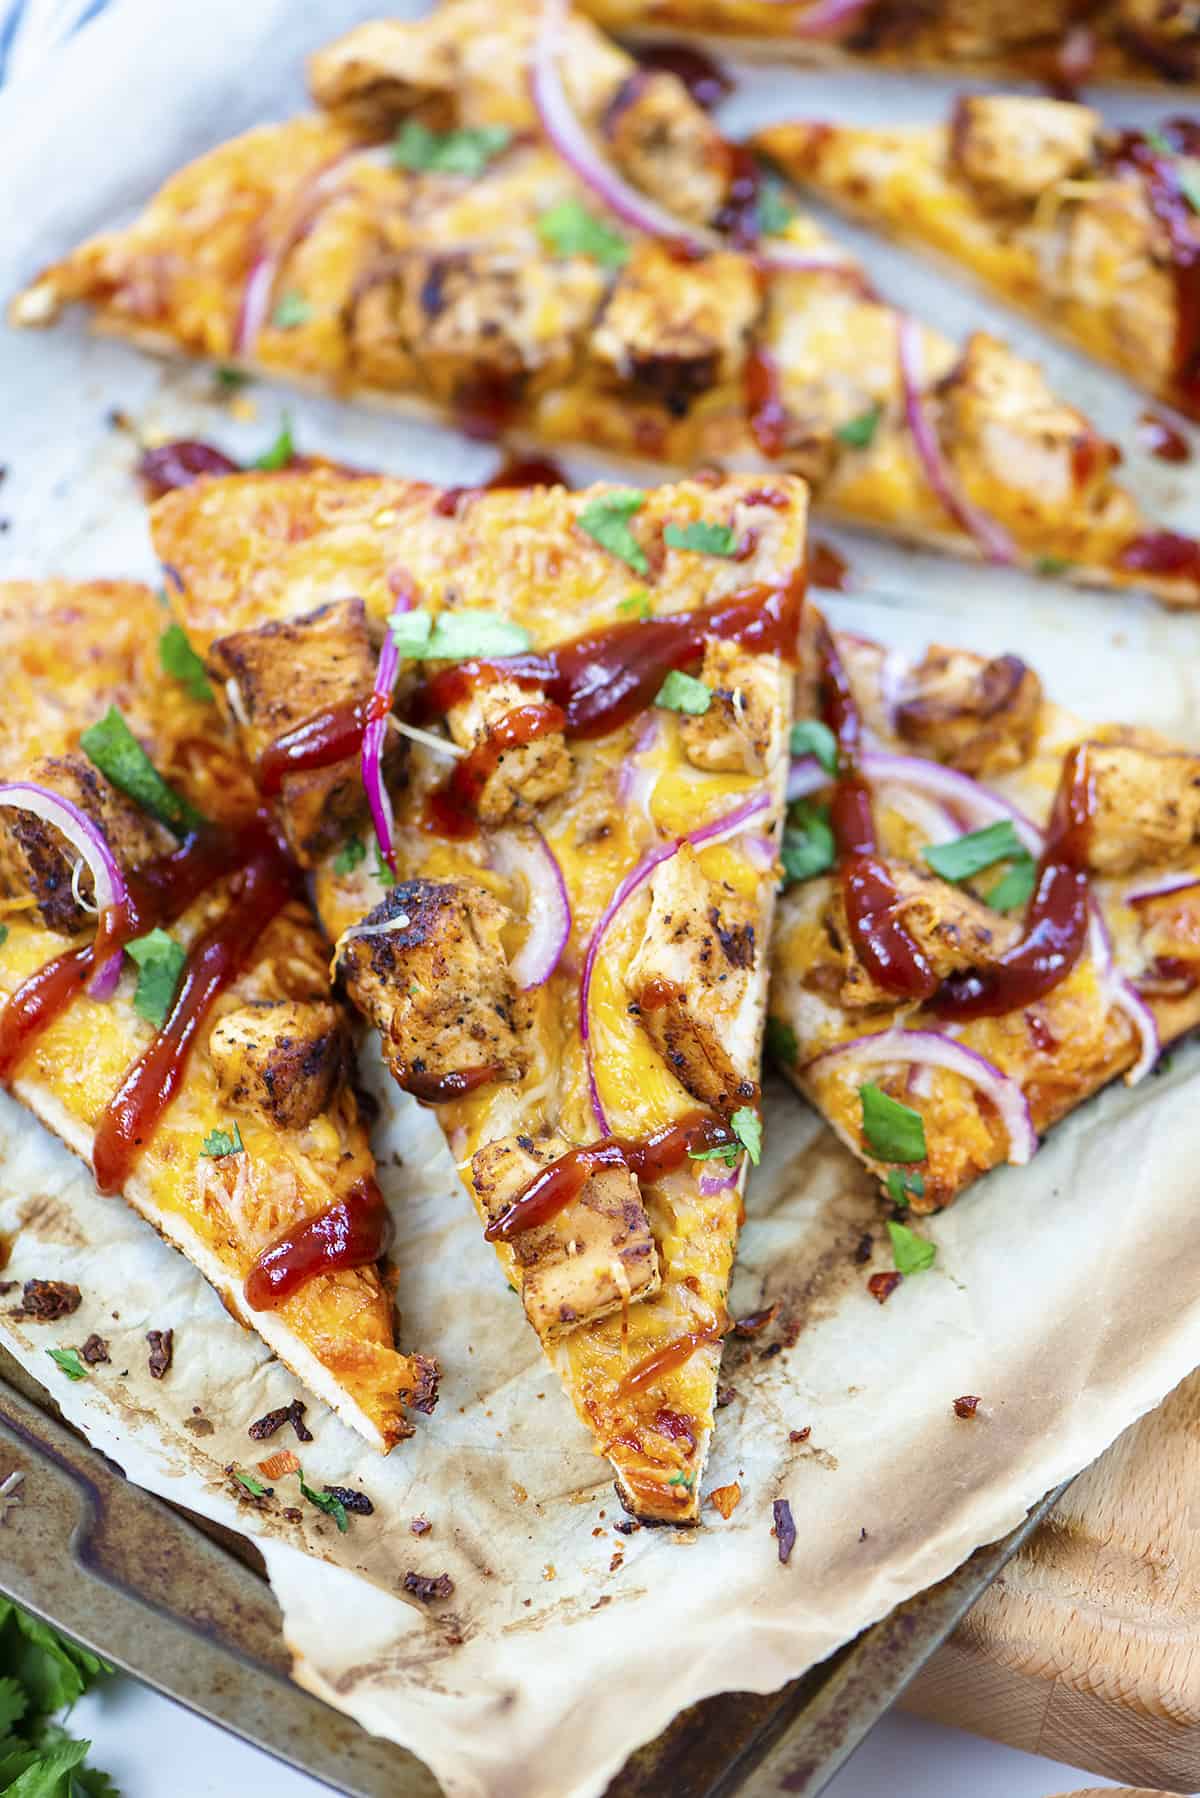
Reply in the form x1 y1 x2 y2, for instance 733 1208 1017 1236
0 1343 1065 1797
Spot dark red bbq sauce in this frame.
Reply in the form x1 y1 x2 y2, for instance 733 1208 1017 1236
1137 410 1193 463
819 625 938 1001
809 539 850 591
1135 953 1200 998
1106 123 1200 416
930 746 1092 1021
137 440 242 500
717 144 765 253
484 1112 737 1243
1119 529 1200 584
258 687 390 796
244 1176 390 1311
616 1319 726 1398
426 700 566 838
0 946 95 1085
433 454 571 517
744 344 788 460
405 1064 504 1104
92 835 295 1194
631 40 734 111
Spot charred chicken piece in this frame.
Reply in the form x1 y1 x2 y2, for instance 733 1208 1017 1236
472 1132 660 1340
444 673 572 824
602 68 732 227
679 639 785 777
951 96 1099 204
336 881 527 1098
625 843 759 1113
590 244 759 418
831 861 1019 1010
208 998 350 1131
894 644 1043 776
1081 743 1200 875
210 598 402 868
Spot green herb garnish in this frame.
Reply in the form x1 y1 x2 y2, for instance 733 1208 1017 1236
577 490 649 574
392 120 513 177
1034 554 1071 576
667 1471 695 1489
45 1348 86 1383
618 588 651 619
756 180 796 238
985 854 1037 913
252 413 295 471
201 1123 245 1160
233 1468 269 1498
765 1016 798 1067
333 836 367 876
537 198 630 267
389 608 533 660
80 707 204 838
835 405 882 450
886 1167 925 1207
214 364 250 391
0 926 8 950
788 719 838 774
271 292 311 330
663 520 737 557
298 1471 349 1533
158 622 213 702
780 801 835 884
730 1106 762 1166
372 843 396 889
923 820 1026 884
0 1598 115 1794
886 1218 937 1275
860 1083 926 1164
125 929 186 1028
655 670 712 715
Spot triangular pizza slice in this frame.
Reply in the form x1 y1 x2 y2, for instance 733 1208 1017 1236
11 0 1199 605
151 465 802 1522
768 609 1200 1214
0 580 434 1449
757 101 1200 431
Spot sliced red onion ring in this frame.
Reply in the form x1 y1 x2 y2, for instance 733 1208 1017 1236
787 750 1045 856
532 0 718 260
897 316 1016 567
233 253 277 358
1087 901 1160 1083
581 789 772 1132
0 784 128 999
698 1166 740 1196
617 713 661 816
362 634 400 877
808 1027 1038 1165
756 244 864 281
1125 871 1200 906
490 828 572 989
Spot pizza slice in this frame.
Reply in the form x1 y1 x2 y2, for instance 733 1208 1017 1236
768 608 1200 1212
150 464 803 1523
0 579 435 1450
578 0 1199 85
756 101 1200 427
11 0 1200 606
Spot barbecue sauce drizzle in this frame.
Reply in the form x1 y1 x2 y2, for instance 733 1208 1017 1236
244 1176 390 1311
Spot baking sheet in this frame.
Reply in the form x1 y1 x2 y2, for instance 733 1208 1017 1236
2 6 1200 1796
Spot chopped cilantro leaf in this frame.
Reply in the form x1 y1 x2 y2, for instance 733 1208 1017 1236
0 925 8 949
986 854 1037 913
158 621 212 702
835 405 882 450
214 364 250 391
372 842 396 889
886 1167 925 1207
233 1467 268 1497
125 929 186 1028
731 1105 762 1166
655 670 712 715
389 608 532 660
618 588 651 619
689 1140 740 1168
201 1123 245 1159
887 1218 937 1275
577 490 648 574
789 718 838 774
392 120 512 177
298 1471 349 1532
271 292 311 330
667 1471 695 1489
252 413 295 471
537 199 630 267
45 1348 86 1382
765 1016 798 1067
333 836 367 876
923 820 1026 884
780 801 835 884
756 180 796 238
1034 554 1071 576
860 1083 926 1164
663 519 737 557
80 707 205 838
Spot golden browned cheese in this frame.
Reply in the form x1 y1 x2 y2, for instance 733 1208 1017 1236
0 581 431 1451
152 468 803 1521
769 626 1200 1211
10 0 1197 604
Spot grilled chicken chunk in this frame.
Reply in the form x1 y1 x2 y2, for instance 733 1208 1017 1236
1062 178 1178 394
894 645 1043 776
952 97 1099 203
444 674 572 824
625 844 759 1112
307 18 460 132
602 68 731 227
939 0 1068 56
591 244 759 417
336 880 527 1097
0 752 173 934
210 597 400 867
1082 744 1200 875
831 862 1019 1009
472 1132 660 1339
208 998 349 1130
680 640 786 777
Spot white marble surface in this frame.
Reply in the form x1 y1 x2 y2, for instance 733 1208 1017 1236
70 1674 1119 1797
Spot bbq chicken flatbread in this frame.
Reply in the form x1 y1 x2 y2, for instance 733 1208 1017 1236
757 102 1200 435
151 465 802 1522
579 0 1200 86
11 0 1200 606
768 612 1200 1212
0 580 434 1450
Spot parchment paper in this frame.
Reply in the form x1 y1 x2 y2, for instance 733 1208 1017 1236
2 6 1200 1796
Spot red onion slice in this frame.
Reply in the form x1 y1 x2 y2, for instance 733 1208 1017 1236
787 750 1044 856
897 317 1016 567
808 1027 1038 1165
0 783 128 999
361 634 400 877
490 827 572 989
1125 871 1200 906
580 790 771 1132
233 253 277 358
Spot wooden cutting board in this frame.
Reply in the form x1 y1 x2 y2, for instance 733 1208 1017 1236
903 1368 1200 1794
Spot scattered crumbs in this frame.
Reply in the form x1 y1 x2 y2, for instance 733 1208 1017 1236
523 1598 532 1608
16 1279 81 1321
859 1527 869 1542
592 1527 604 1538
404 1571 454 1603
536 1391 545 1400
732 1304 777 1338
853 1233 874 1265
324 1485 374 1517
953 1395 981 1420
146 1328 173 1378
716 1384 736 1409
282 1506 303 1523
411 1517 432 1536
759 1342 783 1360
248 1398 312 1443
590 1596 612 1611
788 1427 811 1445
708 1482 742 1520
613 1519 639 1537
868 1271 902 1305
543 1564 556 1581
773 1498 797 1566
608 1552 624 1573
183 1415 214 1437
80 1334 110 1365
0 1282 16 1297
